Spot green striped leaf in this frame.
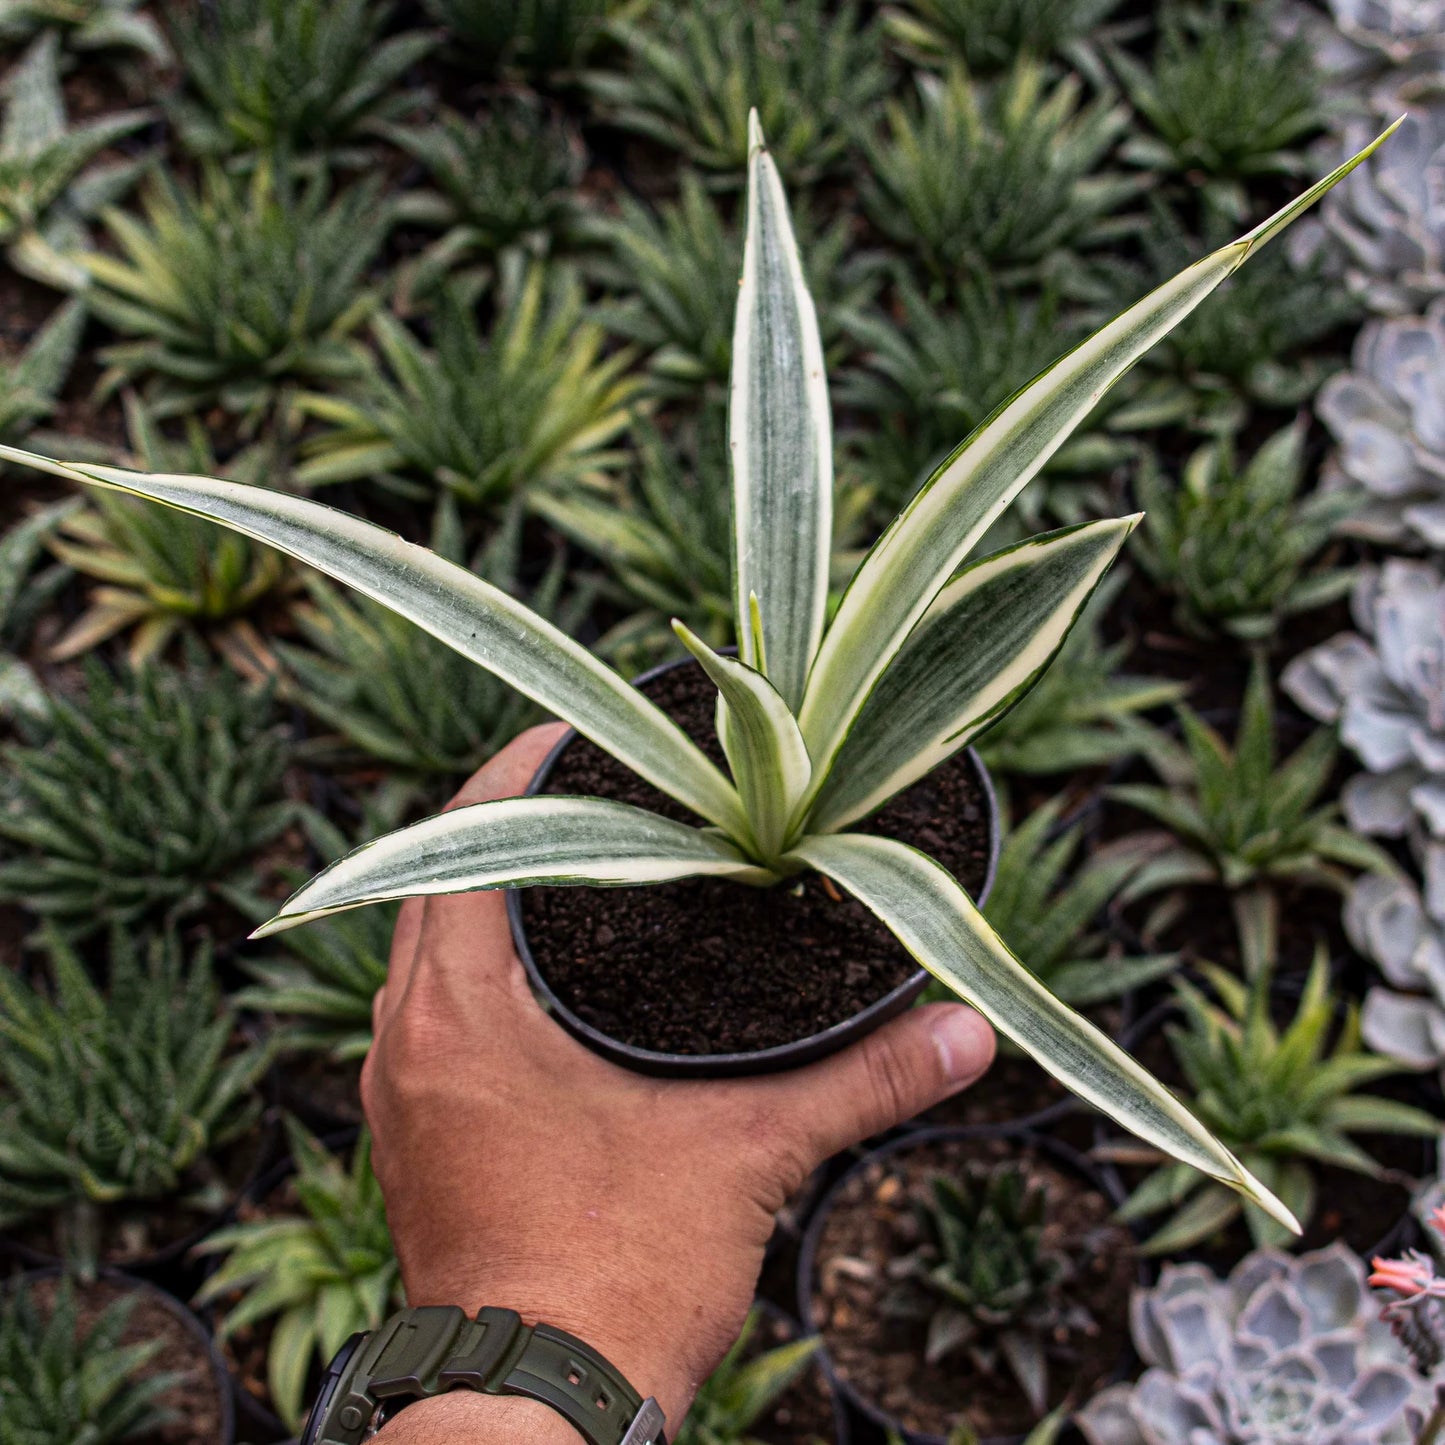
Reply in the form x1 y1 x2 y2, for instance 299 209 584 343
808 518 1135 832
730 110 832 712
796 126 1400 788
789 832 1300 1232
0 445 748 837
253 796 770 935
672 621 812 861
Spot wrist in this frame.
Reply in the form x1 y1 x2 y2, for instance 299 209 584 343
376 1392 584 1443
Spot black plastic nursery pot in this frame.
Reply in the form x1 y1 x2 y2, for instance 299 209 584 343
508 656 1001 1078
795 1125 1141 1445
10 1266 236 1445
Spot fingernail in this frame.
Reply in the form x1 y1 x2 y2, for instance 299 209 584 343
931 1008 994 1086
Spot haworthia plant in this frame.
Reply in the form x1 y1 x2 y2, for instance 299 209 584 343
0 113 1399 1232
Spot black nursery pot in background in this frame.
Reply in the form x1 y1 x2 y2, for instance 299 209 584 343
795 1125 1141 1445
10 1266 236 1445
508 656 1001 1078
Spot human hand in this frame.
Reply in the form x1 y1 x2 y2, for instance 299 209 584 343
362 724 996 1438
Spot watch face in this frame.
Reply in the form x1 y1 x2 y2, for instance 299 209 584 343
300 1332 366 1445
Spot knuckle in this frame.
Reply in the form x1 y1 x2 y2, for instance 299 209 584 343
860 1032 916 1130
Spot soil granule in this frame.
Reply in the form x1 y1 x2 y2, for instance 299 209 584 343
806 1135 1134 1441
519 662 993 1057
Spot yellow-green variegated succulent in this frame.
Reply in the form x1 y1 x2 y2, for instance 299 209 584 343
0 113 1401 1233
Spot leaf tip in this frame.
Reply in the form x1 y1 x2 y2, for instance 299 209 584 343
747 108 766 157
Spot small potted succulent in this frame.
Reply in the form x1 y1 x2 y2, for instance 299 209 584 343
1 1268 236 1445
798 1126 1137 1443
0 116 1397 1220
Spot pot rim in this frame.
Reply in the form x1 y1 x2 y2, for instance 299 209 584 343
507 655 1001 1078
794 1123 1138 1445
7 1264 237 1445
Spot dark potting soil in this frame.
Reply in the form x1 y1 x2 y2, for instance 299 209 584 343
807 1136 1134 1441
519 663 993 1057
28 1275 226 1445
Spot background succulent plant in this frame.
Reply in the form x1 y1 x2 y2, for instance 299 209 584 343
1303 107 1445 317
1113 661 1390 977
421 0 610 76
44 396 295 667
0 499 74 724
85 161 387 428
0 0 169 64
882 1163 1094 1418
587 0 889 182
882 0 1121 74
169 0 435 162
1130 425 1359 642
859 63 1141 284
1077 1243 1431 1444
0 927 270 1268
836 274 1125 520
277 501 588 776
1114 953 1435 1252
195 1121 401 1431
1315 300 1445 549
0 295 83 446
1284 560 1445 872
533 409 735 670
0 656 295 935
0 1276 179 1445
228 806 399 1063
1347 870 1445 1083
385 100 583 301
1109 5 1324 219
296 264 638 507
676 1309 823 1445
0 33 151 291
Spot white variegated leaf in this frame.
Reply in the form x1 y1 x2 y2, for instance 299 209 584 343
795 127 1400 791
672 621 812 860
253 796 770 935
0 445 749 837
809 518 1135 832
789 832 1300 1232
730 110 832 712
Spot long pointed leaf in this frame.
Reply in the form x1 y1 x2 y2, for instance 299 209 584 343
788 833 1299 1232
809 518 1134 832
730 110 832 711
796 127 1400 783
254 796 771 935
0 446 747 836
672 622 812 860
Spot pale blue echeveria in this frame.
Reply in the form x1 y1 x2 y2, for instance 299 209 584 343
1078 1244 1430 1445
1316 300 1445 548
1349 868 1445 1079
1284 559 1445 856
1295 107 1445 317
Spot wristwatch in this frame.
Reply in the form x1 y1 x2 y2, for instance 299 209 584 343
300 1305 667 1445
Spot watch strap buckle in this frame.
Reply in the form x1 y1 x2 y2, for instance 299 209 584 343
620 1397 666 1445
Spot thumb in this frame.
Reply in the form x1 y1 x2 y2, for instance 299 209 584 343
766 1004 995 1167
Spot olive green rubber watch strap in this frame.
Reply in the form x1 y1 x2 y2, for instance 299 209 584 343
304 1305 667 1445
